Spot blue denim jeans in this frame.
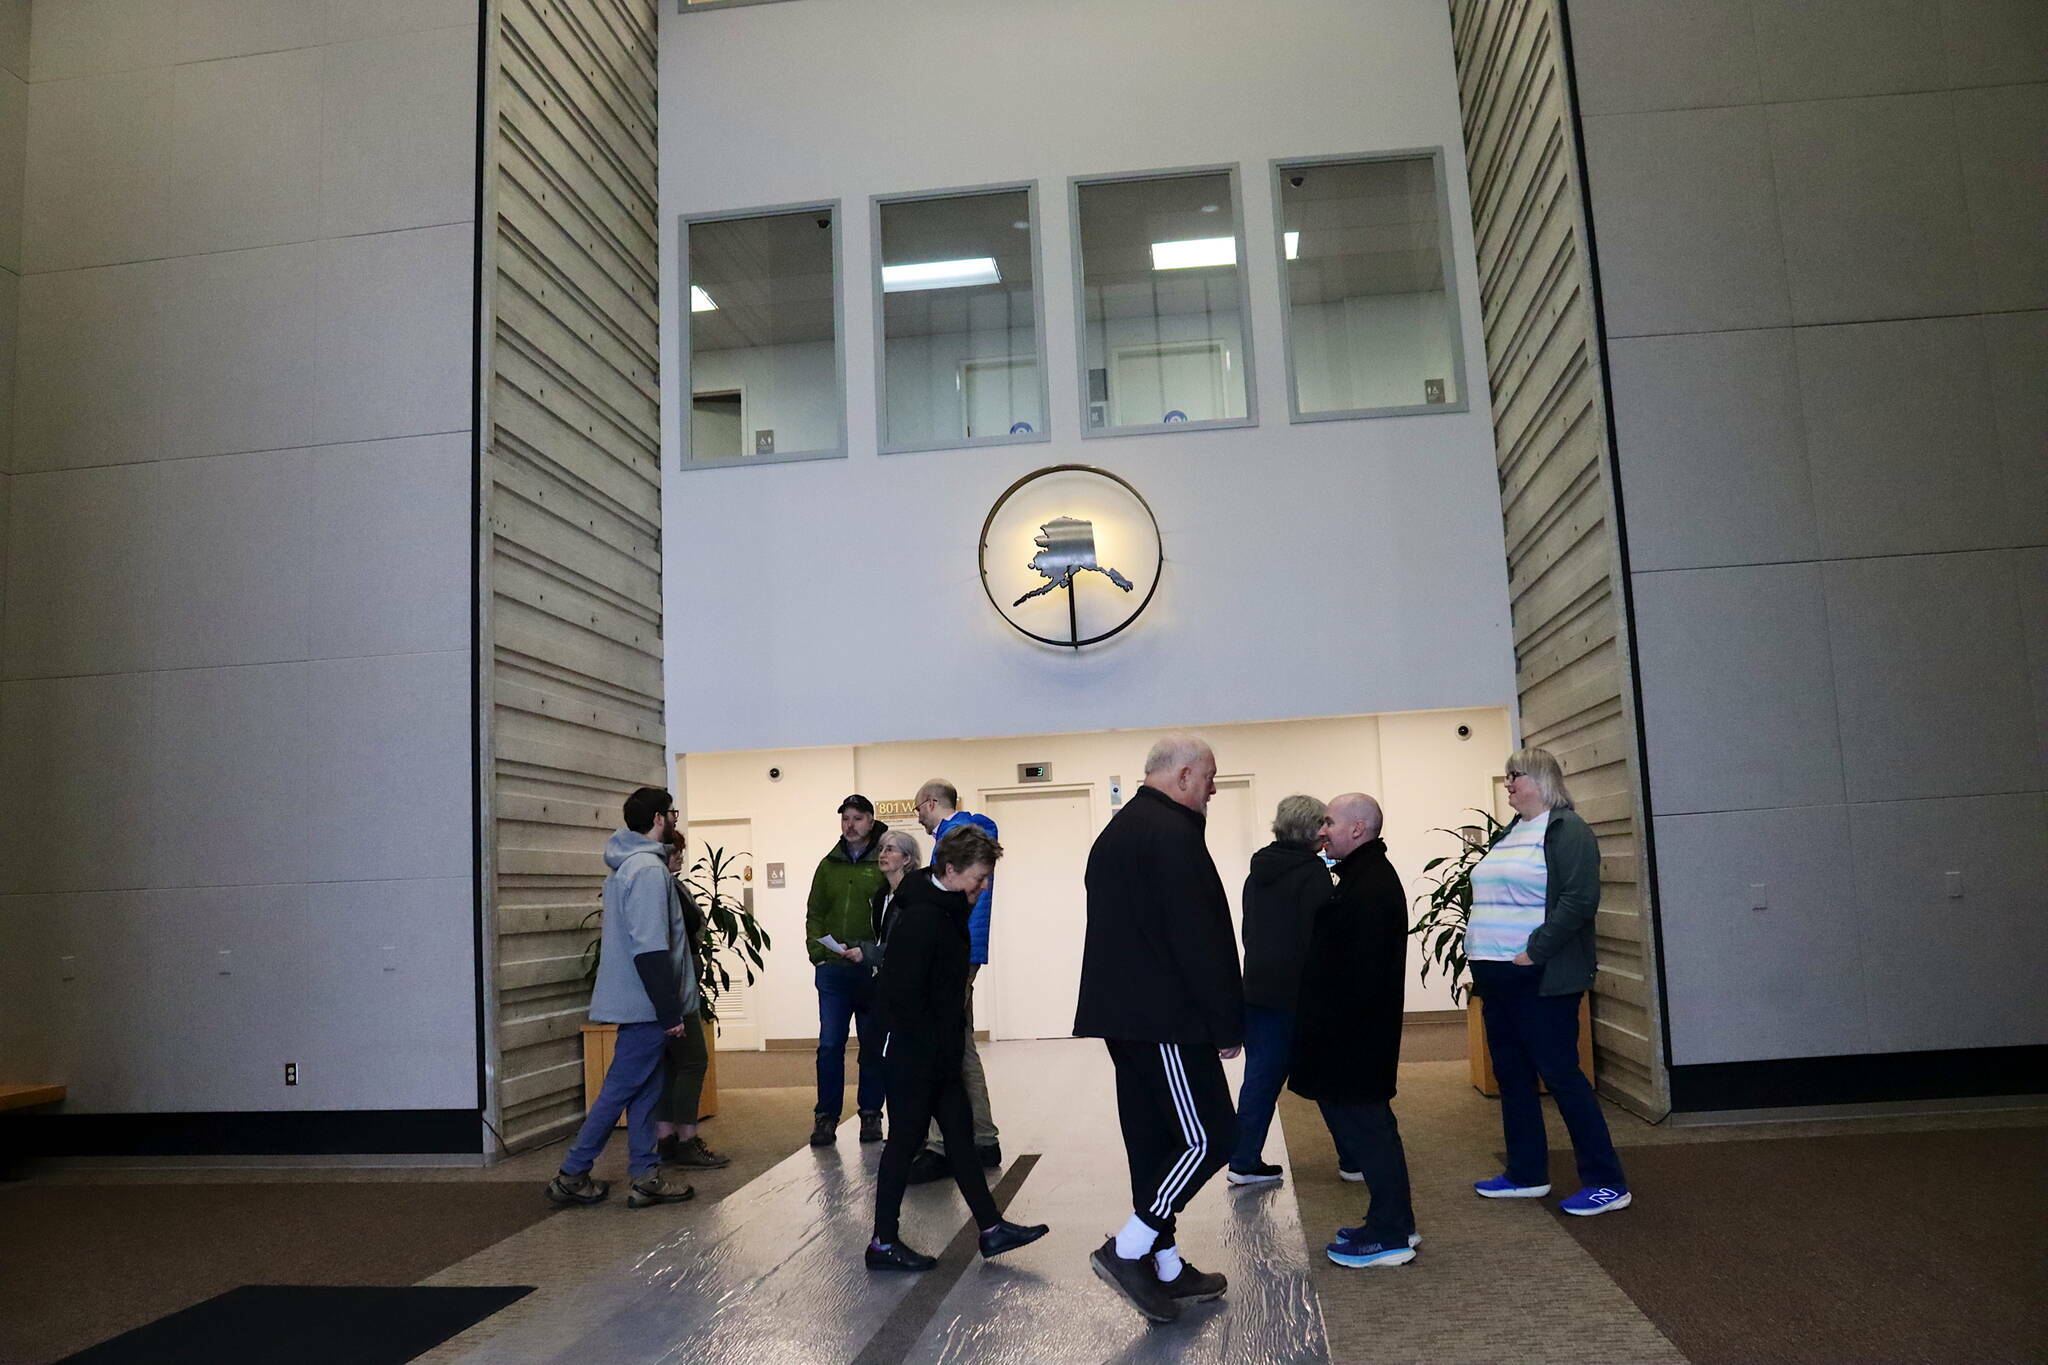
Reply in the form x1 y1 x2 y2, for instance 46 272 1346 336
815 960 885 1118
562 1019 667 1180
1230 1003 1295 1170
1471 959 1626 1190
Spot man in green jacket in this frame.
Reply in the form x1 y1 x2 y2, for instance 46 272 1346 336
807 794 889 1145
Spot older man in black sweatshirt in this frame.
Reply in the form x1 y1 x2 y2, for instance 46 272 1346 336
1075 733 1244 1325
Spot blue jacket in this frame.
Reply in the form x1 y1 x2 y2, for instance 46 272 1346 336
930 809 998 964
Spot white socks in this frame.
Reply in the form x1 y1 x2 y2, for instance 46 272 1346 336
1153 1245 1184 1282
1113 1213 1155 1259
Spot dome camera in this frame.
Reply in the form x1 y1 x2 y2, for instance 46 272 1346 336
1456 725 1472 740
1288 174 1305 188
768 766 783 781
815 215 831 229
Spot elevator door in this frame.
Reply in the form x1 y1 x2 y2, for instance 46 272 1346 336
984 785 1093 1040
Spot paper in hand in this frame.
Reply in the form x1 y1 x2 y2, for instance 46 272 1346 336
817 934 848 954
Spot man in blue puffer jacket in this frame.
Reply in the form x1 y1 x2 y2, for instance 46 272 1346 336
904 778 1003 1181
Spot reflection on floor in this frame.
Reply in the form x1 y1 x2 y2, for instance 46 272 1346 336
438 1039 1329 1365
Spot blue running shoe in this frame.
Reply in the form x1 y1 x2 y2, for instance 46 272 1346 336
1560 1185 1632 1216
1473 1174 1550 1199
1326 1233 1416 1268
1337 1226 1422 1248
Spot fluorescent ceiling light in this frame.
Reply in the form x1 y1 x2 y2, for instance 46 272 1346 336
1285 231 1299 260
690 285 718 312
883 257 1001 292
1151 236 1237 270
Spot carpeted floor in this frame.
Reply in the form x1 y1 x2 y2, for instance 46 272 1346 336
0 1182 557 1365
1545 1127 2048 1365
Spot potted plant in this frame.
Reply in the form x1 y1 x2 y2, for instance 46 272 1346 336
1409 809 1592 1095
579 842 771 1122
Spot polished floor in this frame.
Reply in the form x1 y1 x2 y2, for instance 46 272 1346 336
435 1039 1328 1365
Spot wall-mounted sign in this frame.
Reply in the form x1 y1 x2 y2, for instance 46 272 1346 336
979 465 1162 649
873 799 918 821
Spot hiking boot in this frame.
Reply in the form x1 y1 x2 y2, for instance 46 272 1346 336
544 1170 609 1206
866 1239 937 1272
1159 1259 1227 1302
667 1135 730 1169
810 1112 838 1147
1089 1237 1180 1323
858 1110 885 1143
626 1174 695 1208
905 1147 949 1184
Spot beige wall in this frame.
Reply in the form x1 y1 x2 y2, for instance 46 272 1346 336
686 706 1511 1047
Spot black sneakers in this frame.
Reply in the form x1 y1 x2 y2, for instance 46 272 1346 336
978 1219 1049 1260
977 1142 1002 1168
905 1148 949 1184
1160 1259 1228 1302
626 1174 695 1208
1089 1237 1180 1323
809 1113 837 1147
858 1110 885 1143
660 1134 731 1169
865 1239 937 1272
1226 1161 1283 1187
544 1170 609 1206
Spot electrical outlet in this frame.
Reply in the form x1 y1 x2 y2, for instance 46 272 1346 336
284 1062 299 1086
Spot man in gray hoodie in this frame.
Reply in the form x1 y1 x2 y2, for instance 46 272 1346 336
545 786 698 1209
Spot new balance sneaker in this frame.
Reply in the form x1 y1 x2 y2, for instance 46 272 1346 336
544 1170 609 1206
866 1239 937 1272
1159 1259 1227 1302
809 1112 837 1147
1337 1225 1422 1248
1560 1185 1632 1216
667 1135 730 1169
1326 1233 1416 1268
978 1219 1049 1259
1088 1237 1180 1323
1226 1161 1284 1187
858 1110 885 1144
626 1174 695 1208
1473 1174 1551 1198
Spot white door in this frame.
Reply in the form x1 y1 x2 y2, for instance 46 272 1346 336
1111 339 1229 425
686 817 761 1049
1206 776 1258 944
960 356 1041 438
984 785 1093 1040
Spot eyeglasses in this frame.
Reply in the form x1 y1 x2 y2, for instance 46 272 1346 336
1504 771 1525 781
662 808 680 818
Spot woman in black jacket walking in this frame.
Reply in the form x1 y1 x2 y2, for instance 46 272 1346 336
867 824 1047 1271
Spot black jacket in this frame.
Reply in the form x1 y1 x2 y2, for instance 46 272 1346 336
1290 839 1406 1104
875 870 972 1071
1074 785 1245 1047
1240 840 1334 1011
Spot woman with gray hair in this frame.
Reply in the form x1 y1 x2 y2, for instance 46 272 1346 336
1466 747 1630 1215
840 828 923 975
1225 793 1334 1187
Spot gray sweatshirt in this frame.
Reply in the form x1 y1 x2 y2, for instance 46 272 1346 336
590 829 699 1024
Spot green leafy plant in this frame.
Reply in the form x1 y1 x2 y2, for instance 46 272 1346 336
579 843 771 1025
682 843 770 1024
1408 808 1508 1005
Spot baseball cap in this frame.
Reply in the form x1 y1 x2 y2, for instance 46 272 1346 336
838 794 875 816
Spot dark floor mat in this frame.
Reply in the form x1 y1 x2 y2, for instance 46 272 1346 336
1545 1126 2048 1365
55 1285 530 1365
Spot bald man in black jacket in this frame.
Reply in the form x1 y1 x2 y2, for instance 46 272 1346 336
1075 734 1244 1325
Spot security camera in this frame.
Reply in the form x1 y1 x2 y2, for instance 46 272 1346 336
1456 725 1472 740
815 216 831 229
768 766 782 781
1288 174 1305 188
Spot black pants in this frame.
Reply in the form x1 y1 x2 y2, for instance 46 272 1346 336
872 1048 999 1243
1317 1099 1415 1243
1106 1039 1237 1242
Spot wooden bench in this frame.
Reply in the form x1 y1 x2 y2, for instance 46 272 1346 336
0 1084 65 1112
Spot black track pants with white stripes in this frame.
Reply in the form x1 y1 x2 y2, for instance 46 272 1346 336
1106 1039 1239 1239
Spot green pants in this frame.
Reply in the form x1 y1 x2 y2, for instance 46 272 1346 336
663 1009 710 1125
926 977 999 1152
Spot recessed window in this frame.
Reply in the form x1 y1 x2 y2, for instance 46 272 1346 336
875 187 1046 453
1073 169 1255 435
684 206 843 465
1276 154 1466 420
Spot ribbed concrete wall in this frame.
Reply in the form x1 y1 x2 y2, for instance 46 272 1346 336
481 0 664 1151
1446 0 1666 1117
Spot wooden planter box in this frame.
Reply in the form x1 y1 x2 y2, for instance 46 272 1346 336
580 1022 720 1127
1466 995 1595 1097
